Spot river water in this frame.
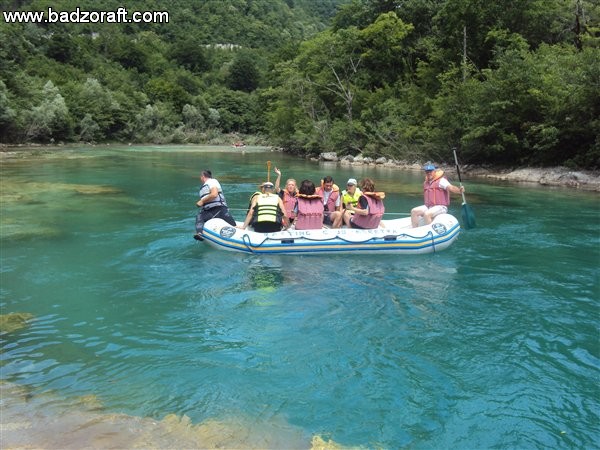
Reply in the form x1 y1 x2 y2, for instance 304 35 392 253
1 145 598 449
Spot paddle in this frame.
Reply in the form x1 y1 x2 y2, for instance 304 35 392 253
267 160 271 182
452 148 476 229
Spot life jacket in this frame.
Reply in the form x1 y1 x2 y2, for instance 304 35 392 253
351 192 385 229
280 189 297 219
423 170 450 208
253 194 283 225
342 188 362 207
199 181 228 210
247 191 262 213
295 194 324 230
316 184 340 215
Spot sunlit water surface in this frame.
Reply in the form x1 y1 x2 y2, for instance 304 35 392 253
1 145 598 449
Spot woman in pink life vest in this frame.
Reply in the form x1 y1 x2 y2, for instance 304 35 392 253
274 167 298 225
411 162 464 227
343 178 385 229
294 179 324 230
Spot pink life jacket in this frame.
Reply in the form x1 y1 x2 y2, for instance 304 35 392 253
295 195 324 230
280 189 297 219
424 170 450 207
351 193 385 229
315 187 339 215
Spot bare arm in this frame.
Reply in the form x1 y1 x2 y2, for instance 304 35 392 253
274 167 282 193
346 201 368 216
278 198 289 227
447 184 465 195
196 186 220 207
240 197 258 229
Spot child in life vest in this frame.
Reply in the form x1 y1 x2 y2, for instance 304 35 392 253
343 178 385 229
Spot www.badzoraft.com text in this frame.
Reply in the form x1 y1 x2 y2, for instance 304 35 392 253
2 7 169 24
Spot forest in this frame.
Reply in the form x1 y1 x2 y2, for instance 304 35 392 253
1 0 598 168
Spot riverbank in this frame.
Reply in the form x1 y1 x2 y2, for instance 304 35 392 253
1 144 598 191
317 152 600 192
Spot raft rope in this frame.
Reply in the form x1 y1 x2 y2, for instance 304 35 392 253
239 230 436 249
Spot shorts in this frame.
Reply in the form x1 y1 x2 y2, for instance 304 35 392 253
427 205 448 217
252 222 282 233
349 218 365 229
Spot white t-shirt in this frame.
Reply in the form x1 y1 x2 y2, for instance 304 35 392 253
199 178 227 208
438 177 451 190
323 189 341 207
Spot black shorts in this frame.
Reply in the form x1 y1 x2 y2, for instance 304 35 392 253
252 222 282 233
349 218 365 229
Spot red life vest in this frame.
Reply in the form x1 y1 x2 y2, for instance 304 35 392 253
315 186 339 215
295 195 324 230
351 193 385 229
424 170 450 208
280 189 297 219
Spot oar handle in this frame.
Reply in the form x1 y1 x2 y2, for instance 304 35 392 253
452 148 463 184
453 148 467 205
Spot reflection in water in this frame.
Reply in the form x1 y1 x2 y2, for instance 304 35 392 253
245 264 286 292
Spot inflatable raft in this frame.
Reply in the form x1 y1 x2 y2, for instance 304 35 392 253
201 213 460 255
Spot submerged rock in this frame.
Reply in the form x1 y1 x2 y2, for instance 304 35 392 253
0 312 34 334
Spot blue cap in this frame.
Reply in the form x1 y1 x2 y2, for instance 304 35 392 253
423 163 436 171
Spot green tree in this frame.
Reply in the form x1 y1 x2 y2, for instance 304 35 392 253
227 51 261 92
79 113 100 142
68 78 121 140
24 81 72 142
170 37 209 73
358 11 414 86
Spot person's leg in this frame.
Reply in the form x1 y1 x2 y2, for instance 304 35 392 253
342 210 352 227
424 205 447 224
194 210 207 240
330 211 343 228
215 207 237 226
411 205 427 227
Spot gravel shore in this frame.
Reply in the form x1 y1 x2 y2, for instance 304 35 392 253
318 152 600 192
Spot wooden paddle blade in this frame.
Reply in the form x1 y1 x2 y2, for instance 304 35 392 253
461 203 476 229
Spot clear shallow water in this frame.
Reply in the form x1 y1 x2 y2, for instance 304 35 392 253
1 145 599 449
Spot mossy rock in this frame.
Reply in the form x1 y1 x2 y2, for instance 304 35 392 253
0 312 34 334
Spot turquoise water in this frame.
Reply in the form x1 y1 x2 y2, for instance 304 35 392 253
1 146 599 449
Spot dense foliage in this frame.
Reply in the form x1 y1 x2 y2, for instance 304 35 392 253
1 0 598 167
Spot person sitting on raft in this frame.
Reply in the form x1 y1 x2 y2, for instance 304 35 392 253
316 175 343 228
274 166 298 225
294 179 324 230
342 178 385 229
239 181 289 233
410 162 464 228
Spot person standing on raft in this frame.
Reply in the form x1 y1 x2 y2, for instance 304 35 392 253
194 170 236 241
